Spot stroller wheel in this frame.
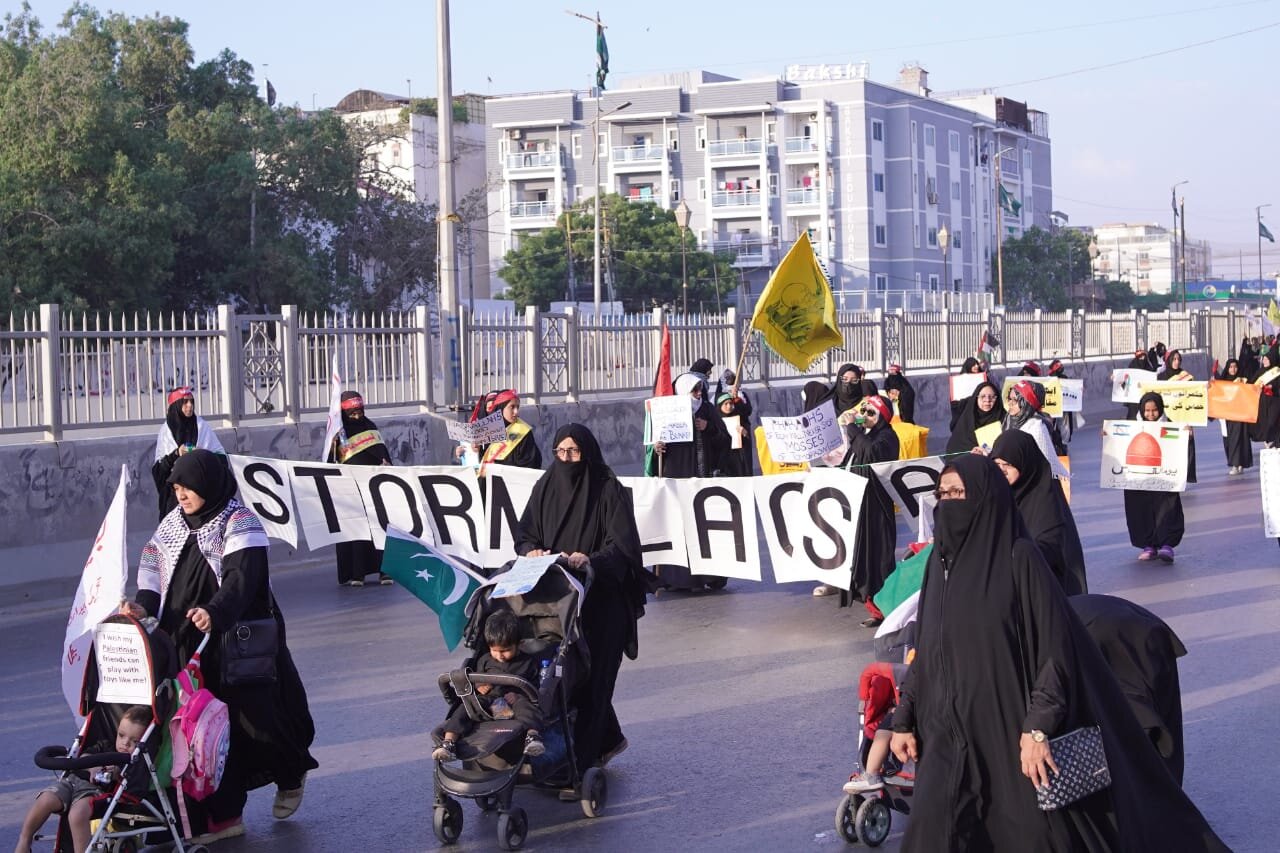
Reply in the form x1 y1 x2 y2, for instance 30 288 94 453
496 807 528 851
855 795 892 847
835 794 860 844
432 797 464 845
580 766 608 818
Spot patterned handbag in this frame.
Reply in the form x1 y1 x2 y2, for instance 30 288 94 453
1035 725 1111 811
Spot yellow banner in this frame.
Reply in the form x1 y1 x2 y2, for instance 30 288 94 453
1001 376 1063 417
1136 380 1209 426
748 232 843 371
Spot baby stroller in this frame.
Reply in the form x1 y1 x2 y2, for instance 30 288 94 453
430 559 601 851
33 614 209 853
836 662 915 847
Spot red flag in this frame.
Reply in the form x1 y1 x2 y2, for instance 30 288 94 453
653 322 673 396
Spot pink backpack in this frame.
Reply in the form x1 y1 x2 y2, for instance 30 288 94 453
169 666 230 836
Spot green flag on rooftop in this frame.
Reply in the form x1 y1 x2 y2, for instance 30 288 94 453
1261 220 1275 243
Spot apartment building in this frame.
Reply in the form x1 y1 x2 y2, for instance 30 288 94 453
1088 222 1212 296
483 64 1051 308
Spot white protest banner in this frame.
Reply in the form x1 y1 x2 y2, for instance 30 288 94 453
92 621 152 706
724 415 743 450
347 465 431 549
760 398 843 463
870 455 946 533
1111 368 1158 404
1099 419 1189 492
230 455 298 547
62 465 130 721
646 395 694 443
321 354 343 461
618 476 690 568
445 409 507 445
674 478 762 581
950 372 988 402
490 554 560 598
1261 448 1280 538
754 469 866 587
288 461 372 548
1060 378 1084 413
409 466 486 568
482 464 542 567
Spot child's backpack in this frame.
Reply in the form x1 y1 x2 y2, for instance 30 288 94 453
168 664 230 837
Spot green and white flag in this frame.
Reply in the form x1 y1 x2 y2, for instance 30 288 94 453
382 527 485 650
596 23 609 90
1261 220 1275 244
999 183 1022 216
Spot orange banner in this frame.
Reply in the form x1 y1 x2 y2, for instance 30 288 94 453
1207 380 1261 424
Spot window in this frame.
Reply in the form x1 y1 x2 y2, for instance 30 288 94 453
928 274 940 291
913 173 918 194
952 232 961 249
697 176 707 200
768 172 779 197
924 125 935 147
1023 150 1032 168
391 143 402 167
671 179 681 202
769 224 780 243
871 120 883 142
572 134 582 158
766 120 776 144
874 224 887 246
952 181 961 201
927 227 938 247
875 274 888 292
874 173 884 193
573 184 583 202
914 222 920 248
910 120 917 150
668 127 679 151
597 132 607 157
696 126 707 150
949 131 959 153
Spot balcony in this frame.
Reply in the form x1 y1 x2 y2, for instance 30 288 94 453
510 200 555 219
708 238 771 267
611 144 666 166
708 138 763 158
784 136 822 156
710 190 761 208
784 187 832 206
504 148 561 173
623 189 660 205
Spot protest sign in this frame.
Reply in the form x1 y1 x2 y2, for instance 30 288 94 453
1002 376 1062 416
1099 420 1189 492
1111 368 1158 404
619 477 690 567
974 421 1003 452
870 456 945 534
444 409 507 445
950 372 988 402
230 456 298 547
753 469 866 587
675 478 762 581
1059 378 1084 413
760 398 843 463
1207 380 1261 423
92 622 152 705
1262 449 1280 538
646 395 694 444
490 554 560 598
1137 380 1209 426
724 415 743 449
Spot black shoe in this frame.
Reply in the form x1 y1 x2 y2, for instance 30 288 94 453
860 616 883 628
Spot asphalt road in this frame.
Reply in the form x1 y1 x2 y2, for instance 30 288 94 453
1 422 1276 852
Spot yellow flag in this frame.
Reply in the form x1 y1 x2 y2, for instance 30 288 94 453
1266 299 1280 331
749 232 843 371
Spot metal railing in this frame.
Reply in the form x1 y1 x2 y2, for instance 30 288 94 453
711 190 761 208
784 187 832 206
707 239 770 266
510 200 555 218
784 137 822 154
2 302 1239 440
708 138 763 157
505 149 560 170
612 145 665 163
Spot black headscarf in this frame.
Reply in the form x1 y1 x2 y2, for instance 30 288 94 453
167 448 237 530
833 363 863 413
1219 358 1241 381
802 380 834 413
990 430 1088 595
1157 349 1185 380
1136 390 1166 421
1238 338 1260 378
690 358 714 380
339 390 378 434
1254 344 1280 381
165 395 198 447
529 424 619 555
945 380 1004 454
960 356 982 374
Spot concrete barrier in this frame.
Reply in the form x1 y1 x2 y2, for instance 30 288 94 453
0 353 1205 591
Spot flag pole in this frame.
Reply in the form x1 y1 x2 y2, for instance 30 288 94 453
1259 204 1272 290
731 323 753 398
995 153 1004 307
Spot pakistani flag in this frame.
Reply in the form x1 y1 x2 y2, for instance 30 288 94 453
1261 220 1275 244
596 23 609 90
999 183 1022 216
382 527 485 651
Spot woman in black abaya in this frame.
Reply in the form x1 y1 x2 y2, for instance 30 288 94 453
882 365 916 424
1157 350 1198 482
833 363 864 416
1251 344 1280 447
889 455 1228 853
328 391 393 586
945 380 1004 454
1124 392 1185 563
1217 359 1253 474
515 424 649 768
950 357 987 428
837 395 899 624
122 450 317 842
991 429 1088 595
152 387 226 519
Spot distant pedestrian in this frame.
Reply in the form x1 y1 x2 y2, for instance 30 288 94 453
328 391 393 587
1124 392 1184 563
1216 359 1253 475
152 387 224 520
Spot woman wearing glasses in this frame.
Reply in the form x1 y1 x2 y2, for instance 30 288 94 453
945 381 1004 454
515 424 650 769
1002 380 1069 478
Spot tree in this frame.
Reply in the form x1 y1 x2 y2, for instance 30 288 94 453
499 195 736 311
1100 279 1136 311
993 226 1093 311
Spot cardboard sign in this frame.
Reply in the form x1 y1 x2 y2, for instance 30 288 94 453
760 398 844 463
1111 368 1158 404
1136 381 1209 427
92 622 152 705
950 372 988 402
1059 378 1084 413
1261 448 1280 538
646 395 695 444
974 421 1003 452
1207 380 1261 424
1002 376 1062 417
1099 420 1189 492
445 409 507 445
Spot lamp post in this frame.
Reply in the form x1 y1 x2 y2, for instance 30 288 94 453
674 198 692 316
938 222 950 296
1170 180 1187 307
1087 239 1100 311
1258 203 1273 290
592 100 631 316
992 145 1016 306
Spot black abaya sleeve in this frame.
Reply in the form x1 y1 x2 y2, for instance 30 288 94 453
508 433 543 469
700 404 731 473
584 480 643 587
514 479 549 556
1011 540 1077 736
202 546 271 634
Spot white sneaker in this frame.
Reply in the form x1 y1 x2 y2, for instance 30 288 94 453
813 584 840 597
842 772 884 793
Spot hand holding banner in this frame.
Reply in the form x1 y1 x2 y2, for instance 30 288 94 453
1099 419 1190 492
1207 380 1261 423
1137 380 1208 426
1111 368 1158 404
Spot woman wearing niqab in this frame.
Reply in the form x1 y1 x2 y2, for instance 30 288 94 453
890 454 1228 852
836 394 899 621
515 424 649 768
882 365 916 424
328 391 393 586
945 380 1004 454
833 363 864 415
991 429 1088 595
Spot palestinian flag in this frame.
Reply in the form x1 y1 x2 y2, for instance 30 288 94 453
1159 426 1182 440
977 329 1000 363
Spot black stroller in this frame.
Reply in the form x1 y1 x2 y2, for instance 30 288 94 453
430 559 603 850
33 614 209 853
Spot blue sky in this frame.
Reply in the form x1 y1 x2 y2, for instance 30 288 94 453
11 0 1280 273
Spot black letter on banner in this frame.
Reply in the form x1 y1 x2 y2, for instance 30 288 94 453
418 475 479 550
692 486 745 561
767 481 804 556
293 466 345 533
479 476 518 550
888 466 942 517
369 474 424 538
244 462 290 525
803 487 851 570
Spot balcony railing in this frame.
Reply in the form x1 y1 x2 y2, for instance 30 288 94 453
623 191 659 204
708 138 763 157
785 187 832 206
710 190 761 208
510 200 554 218
612 145 665 163
784 137 821 154
707 239 770 266
505 149 560 170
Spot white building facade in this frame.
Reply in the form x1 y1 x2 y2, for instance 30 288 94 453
1088 222 1212 296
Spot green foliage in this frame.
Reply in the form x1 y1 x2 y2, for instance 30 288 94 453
992 226 1093 311
1101 279 1136 311
499 195 737 312
400 97 469 124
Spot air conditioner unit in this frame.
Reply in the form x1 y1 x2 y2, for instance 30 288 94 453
508 129 523 140
927 191 938 205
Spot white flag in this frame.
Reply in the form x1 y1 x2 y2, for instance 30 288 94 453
62 465 131 722
321 355 343 461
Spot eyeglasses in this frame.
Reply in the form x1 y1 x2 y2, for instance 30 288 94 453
555 446 582 460
934 487 967 500
976 393 997 403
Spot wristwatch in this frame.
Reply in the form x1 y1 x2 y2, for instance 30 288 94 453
1029 729 1047 743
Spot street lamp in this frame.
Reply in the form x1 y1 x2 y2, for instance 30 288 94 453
592 100 631 316
937 222 950 295
1171 180 1188 309
674 198 692 316
1087 239 1100 311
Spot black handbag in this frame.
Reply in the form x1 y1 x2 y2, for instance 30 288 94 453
1035 725 1111 811
220 597 279 687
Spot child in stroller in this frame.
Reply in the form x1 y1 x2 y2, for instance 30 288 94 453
432 610 546 762
17 706 150 853
836 661 915 847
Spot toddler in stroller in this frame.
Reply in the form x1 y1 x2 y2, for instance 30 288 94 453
836 662 915 847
